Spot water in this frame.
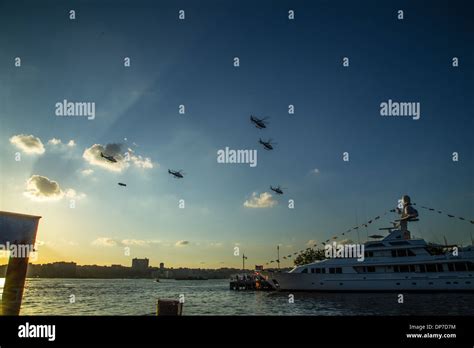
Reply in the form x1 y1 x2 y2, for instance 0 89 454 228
2 278 473 315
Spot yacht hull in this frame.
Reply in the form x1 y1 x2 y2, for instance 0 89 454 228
264 272 474 292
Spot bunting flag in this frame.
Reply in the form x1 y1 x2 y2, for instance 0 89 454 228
261 206 411 266
414 203 473 226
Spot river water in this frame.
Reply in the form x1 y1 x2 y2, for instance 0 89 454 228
2 278 473 315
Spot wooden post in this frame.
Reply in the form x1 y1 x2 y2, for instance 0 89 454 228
2 256 30 315
156 299 183 316
0 212 41 316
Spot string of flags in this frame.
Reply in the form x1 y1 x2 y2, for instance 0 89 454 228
413 203 474 225
264 207 395 266
264 203 473 266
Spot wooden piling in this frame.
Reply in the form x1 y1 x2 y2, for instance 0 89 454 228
156 299 183 316
0 211 41 316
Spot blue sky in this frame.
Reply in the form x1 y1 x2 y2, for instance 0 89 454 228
0 0 473 267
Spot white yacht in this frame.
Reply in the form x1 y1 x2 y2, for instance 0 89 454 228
264 197 474 292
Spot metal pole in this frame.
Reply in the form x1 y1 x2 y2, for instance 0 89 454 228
277 245 280 270
242 254 245 271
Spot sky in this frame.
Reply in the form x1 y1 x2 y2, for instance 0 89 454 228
0 0 473 268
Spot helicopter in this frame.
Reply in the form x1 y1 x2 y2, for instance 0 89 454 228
270 185 286 195
118 183 127 187
168 169 185 178
100 152 117 163
259 138 277 150
250 115 269 129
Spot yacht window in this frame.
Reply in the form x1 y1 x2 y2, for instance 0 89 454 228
407 249 416 256
336 268 342 274
397 249 408 257
468 262 474 271
436 264 444 272
393 265 399 273
315 268 321 274
391 250 397 257
390 241 409 246
301 268 308 273
329 268 335 274
367 243 385 248
448 263 455 272
455 262 467 272
409 265 416 272
400 265 409 272
364 251 373 258
426 264 437 272
418 264 426 273
321 268 326 274
367 266 375 272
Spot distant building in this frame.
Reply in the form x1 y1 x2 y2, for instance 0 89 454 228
159 262 164 269
132 258 149 271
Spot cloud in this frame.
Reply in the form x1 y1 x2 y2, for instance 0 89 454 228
175 240 190 247
92 238 161 248
24 175 85 202
81 169 94 176
65 188 86 200
121 239 160 247
10 134 45 154
82 143 154 172
48 138 76 150
48 138 61 145
243 192 277 208
91 237 117 247
128 148 154 169
312 168 320 174
24 175 64 201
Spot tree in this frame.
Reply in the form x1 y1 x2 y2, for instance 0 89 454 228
293 248 326 266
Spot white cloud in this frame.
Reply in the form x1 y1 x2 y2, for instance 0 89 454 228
82 143 154 172
243 192 277 208
175 240 190 247
48 138 61 145
65 188 86 200
10 134 45 154
121 239 160 247
24 175 85 202
24 175 64 201
81 169 94 176
91 237 117 247
48 138 76 150
312 168 320 174
92 238 160 248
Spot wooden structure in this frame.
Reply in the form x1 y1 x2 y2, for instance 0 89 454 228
0 211 41 316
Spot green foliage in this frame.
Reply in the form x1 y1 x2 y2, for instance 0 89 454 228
293 248 326 266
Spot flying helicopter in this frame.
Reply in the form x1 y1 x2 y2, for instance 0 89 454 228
250 115 269 129
168 169 185 178
270 185 286 195
259 138 277 150
100 152 117 163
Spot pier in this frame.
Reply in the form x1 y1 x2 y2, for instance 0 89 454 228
229 273 274 291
